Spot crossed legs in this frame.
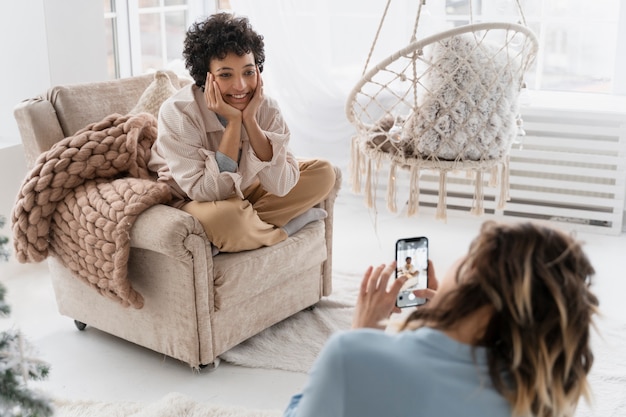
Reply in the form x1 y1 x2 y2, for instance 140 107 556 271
181 159 336 253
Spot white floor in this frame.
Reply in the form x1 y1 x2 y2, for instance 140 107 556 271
1 185 626 413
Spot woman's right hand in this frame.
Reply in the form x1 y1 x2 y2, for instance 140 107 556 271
351 262 407 330
204 72 241 123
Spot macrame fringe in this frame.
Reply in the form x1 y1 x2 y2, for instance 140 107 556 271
498 158 511 209
488 165 499 188
350 140 513 222
350 136 362 194
364 159 374 208
436 171 448 222
407 165 420 216
470 171 484 215
386 163 397 213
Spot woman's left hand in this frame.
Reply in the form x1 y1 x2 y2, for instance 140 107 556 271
242 68 263 124
351 262 407 330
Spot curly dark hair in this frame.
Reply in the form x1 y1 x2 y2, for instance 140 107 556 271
183 12 265 87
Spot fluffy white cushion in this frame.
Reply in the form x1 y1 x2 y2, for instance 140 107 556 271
129 70 179 118
401 34 522 161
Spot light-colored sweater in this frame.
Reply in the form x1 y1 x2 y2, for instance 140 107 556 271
148 83 300 208
284 327 511 417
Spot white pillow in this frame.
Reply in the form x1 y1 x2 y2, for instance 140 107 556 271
401 34 522 161
130 70 179 118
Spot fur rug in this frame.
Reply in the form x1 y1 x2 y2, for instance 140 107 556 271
53 392 281 417
219 270 361 373
575 318 626 417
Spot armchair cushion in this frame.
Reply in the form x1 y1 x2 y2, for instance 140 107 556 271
213 221 327 310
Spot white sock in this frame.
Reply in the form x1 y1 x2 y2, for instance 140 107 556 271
282 208 327 236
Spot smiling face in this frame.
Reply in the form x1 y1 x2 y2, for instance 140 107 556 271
209 52 258 111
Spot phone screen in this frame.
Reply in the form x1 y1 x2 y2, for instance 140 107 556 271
395 237 429 308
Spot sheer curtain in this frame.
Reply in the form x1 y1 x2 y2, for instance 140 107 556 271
229 0 421 169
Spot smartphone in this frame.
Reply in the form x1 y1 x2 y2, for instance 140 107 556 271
395 236 429 308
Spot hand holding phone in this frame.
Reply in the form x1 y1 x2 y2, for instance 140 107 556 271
395 236 429 308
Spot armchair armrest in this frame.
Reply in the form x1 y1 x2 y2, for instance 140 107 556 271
319 166 343 296
130 203 215 346
130 204 211 261
14 98 65 169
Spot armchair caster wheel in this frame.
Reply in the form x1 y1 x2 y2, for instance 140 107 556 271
74 320 87 331
304 304 316 311
199 357 221 371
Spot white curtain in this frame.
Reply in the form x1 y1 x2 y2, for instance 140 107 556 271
229 0 427 169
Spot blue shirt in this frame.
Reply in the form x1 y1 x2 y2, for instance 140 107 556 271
283 327 511 417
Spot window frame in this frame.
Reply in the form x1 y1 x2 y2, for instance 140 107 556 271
106 0 625 98
106 0 214 79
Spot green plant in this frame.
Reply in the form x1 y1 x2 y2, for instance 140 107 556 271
0 215 9 262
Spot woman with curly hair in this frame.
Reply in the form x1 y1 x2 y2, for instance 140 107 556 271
149 13 335 253
285 220 599 417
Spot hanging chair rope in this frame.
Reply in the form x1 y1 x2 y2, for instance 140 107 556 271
347 1 539 221
361 0 393 76
410 0 425 43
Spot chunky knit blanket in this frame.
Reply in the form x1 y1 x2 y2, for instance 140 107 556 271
12 113 172 309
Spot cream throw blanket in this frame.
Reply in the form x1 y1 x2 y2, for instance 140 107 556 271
12 113 172 309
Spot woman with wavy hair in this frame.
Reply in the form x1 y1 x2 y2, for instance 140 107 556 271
284 220 599 417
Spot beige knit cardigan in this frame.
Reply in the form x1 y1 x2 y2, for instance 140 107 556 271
12 113 172 308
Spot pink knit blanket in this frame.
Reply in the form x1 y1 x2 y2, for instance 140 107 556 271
12 113 172 309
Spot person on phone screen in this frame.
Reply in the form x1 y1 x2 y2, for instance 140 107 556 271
283 220 599 417
399 256 421 294
149 12 336 254
400 256 419 277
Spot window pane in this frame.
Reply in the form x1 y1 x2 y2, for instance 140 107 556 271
217 0 232 10
520 0 620 93
439 0 622 94
139 13 163 72
445 0 482 15
166 11 187 62
539 24 617 93
105 17 119 79
165 0 187 6
139 0 160 7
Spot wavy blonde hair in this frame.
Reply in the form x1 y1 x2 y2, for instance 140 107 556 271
402 221 599 417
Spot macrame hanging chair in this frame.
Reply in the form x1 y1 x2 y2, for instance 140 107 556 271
346 0 539 220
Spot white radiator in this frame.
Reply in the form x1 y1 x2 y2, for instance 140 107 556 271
504 107 626 234
364 105 626 235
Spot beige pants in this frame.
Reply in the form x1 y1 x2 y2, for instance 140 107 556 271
182 159 336 252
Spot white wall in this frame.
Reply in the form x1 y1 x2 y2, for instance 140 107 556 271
1 0 107 242
1 1 49 145
1 1 106 146
0 145 27 224
616 3 626 95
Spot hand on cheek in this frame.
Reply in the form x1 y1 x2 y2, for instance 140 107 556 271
204 73 241 122
242 69 263 123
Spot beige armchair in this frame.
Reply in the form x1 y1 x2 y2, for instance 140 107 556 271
13 71 341 369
